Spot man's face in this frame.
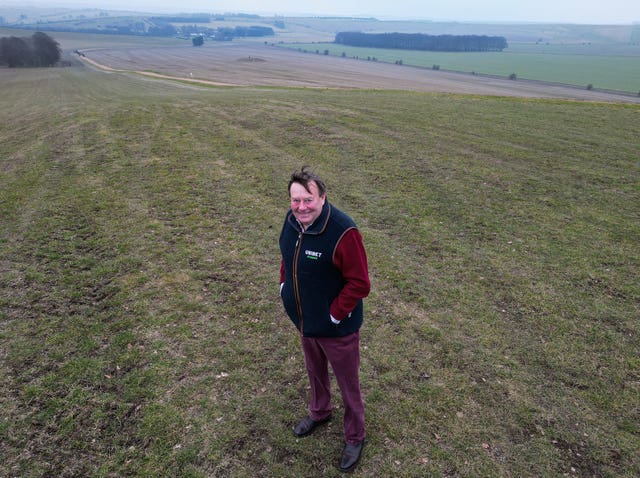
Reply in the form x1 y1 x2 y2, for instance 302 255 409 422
290 181 326 228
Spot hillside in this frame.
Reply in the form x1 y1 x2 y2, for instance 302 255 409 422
4 10 640 94
1 61 638 477
2 5 639 43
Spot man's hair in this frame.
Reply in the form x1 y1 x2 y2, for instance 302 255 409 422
288 166 327 196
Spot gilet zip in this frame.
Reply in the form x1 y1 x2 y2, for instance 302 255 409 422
293 232 304 334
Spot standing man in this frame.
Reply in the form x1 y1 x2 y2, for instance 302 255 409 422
279 166 371 472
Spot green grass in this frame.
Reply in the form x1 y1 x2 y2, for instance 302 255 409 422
1 64 639 477
285 42 640 93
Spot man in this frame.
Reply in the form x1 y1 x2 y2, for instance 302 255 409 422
279 167 371 472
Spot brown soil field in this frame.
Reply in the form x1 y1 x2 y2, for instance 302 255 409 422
81 43 640 103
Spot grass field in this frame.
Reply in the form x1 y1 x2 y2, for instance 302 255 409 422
286 42 640 93
1 62 639 477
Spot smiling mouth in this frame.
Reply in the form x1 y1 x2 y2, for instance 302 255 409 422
296 212 313 223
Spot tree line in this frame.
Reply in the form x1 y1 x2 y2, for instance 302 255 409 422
335 32 508 52
149 15 212 23
180 24 274 41
0 32 61 67
12 13 281 40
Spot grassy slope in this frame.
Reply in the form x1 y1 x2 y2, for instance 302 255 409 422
1 65 639 477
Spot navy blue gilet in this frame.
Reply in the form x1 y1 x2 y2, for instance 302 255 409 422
279 201 364 337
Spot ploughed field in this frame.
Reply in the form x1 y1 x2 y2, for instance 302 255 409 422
81 43 640 103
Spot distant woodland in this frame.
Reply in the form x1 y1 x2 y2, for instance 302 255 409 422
0 32 61 67
335 32 508 52
8 13 276 41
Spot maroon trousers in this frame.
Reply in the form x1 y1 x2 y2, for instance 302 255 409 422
301 331 365 445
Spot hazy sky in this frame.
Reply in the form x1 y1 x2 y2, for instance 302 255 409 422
16 1 640 24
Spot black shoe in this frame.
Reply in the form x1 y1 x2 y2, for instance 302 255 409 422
293 415 331 437
339 439 364 472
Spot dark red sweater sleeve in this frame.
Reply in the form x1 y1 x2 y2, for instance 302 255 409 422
330 228 371 320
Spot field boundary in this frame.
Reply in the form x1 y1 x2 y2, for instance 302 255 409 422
273 43 640 97
77 52 239 87
431 65 640 100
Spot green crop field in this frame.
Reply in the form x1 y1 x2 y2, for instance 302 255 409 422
1 61 639 477
285 42 640 93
